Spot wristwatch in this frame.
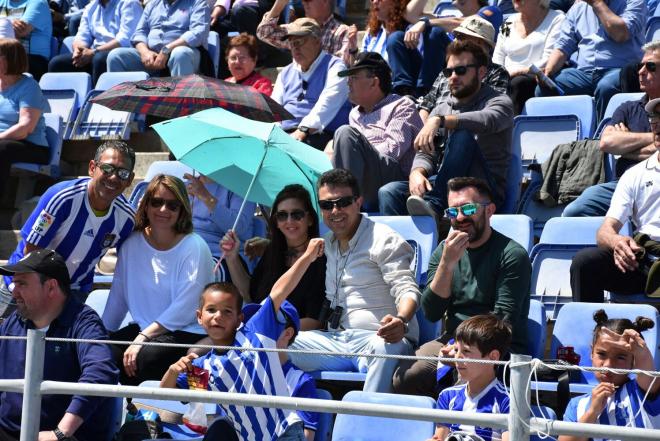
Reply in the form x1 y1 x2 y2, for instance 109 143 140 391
298 126 310 134
160 46 172 57
418 16 430 28
53 428 69 441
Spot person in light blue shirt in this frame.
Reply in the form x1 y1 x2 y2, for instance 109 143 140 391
0 0 52 79
536 0 647 119
48 0 142 85
106 0 210 76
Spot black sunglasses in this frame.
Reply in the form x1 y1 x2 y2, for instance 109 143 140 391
318 196 356 211
638 61 657 73
149 197 182 211
275 209 306 222
442 64 479 77
96 162 132 181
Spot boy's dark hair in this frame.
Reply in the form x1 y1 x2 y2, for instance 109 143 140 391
591 309 654 346
200 282 243 311
445 39 489 69
455 314 512 358
447 177 493 202
317 169 361 197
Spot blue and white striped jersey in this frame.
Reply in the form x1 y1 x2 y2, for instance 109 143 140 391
564 379 660 438
177 297 301 441
437 379 510 441
6 178 135 292
283 360 319 431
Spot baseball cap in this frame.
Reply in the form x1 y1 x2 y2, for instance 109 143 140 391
645 97 660 114
0 249 71 288
282 17 322 40
338 52 391 77
453 15 496 48
242 300 301 335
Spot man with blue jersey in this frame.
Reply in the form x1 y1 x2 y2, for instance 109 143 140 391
428 314 511 441
0 249 119 441
161 237 325 441
0 140 136 318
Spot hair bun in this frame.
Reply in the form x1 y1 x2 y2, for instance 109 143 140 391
593 309 609 326
634 316 655 333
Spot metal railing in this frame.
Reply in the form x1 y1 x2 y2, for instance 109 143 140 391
6 329 660 441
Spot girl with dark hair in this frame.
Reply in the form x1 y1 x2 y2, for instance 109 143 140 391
559 309 660 439
103 174 214 385
222 184 326 330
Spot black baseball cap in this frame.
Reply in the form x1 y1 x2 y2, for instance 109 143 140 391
0 249 71 288
338 52 391 77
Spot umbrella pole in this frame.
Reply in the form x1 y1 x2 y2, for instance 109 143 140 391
213 147 269 275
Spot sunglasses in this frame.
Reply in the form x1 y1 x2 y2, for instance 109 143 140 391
275 209 306 222
318 196 356 211
149 197 182 211
638 61 657 72
96 162 132 181
442 64 479 77
444 202 489 219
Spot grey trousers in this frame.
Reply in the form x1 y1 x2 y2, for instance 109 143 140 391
332 125 406 210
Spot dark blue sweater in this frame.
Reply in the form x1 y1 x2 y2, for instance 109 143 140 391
0 298 119 440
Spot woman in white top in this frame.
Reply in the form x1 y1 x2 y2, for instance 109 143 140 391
492 0 564 114
102 174 214 385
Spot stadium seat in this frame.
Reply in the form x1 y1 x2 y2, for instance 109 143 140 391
490 214 534 253
517 173 567 238
207 31 221 78
433 2 462 16
95 71 149 90
522 95 596 139
12 113 63 179
331 391 436 441
60 36 75 55
531 405 557 441
594 92 645 136
527 299 547 359
128 161 195 206
550 302 660 383
85 289 133 327
529 246 575 321
647 16 660 42
39 72 92 134
50 36 59 59
314 389 334 441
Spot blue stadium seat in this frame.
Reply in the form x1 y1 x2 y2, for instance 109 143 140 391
129 161 195 206
331 391 436 441
85 289 133 327
536 216 604 247
60 36 75 55
207 31 221 78
531 405 557 441
647 16 660 42
50 36 59 59
490 214 534 253
527 299 546 359
95 71 149 90
12 113 63 179
433 2 462 16
523 95 596 139
39 72 91 123
512 115 581 181
594 92 645 136
529 246 575 321
517 173 567 238
550 302 660 383
314 389 334 441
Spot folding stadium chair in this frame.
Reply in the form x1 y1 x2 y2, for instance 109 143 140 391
128 161 195 207
39 72 92 138
647 16 660 42
517 172 569 238
12 114 64 207
522 95 596 139
594 92 645 137
530 406 557 441
85 289 133 327
527 299 547 359
433 2 462 16
60 36 75 55
490 214 534 253
331 391 436 441
207 31 221 78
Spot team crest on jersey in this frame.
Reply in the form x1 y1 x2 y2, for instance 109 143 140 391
102 234 116 248
32 210 55 236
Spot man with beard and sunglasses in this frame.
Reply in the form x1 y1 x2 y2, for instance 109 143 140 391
0 141 135 319
563 40 660 217
392 177 531 398
382 37 513 231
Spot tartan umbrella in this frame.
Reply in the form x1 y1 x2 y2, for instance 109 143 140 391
89 74 293 122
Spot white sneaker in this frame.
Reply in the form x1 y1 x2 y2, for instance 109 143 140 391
406 195 450 239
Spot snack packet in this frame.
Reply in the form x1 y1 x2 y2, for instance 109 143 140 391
182 366 210 434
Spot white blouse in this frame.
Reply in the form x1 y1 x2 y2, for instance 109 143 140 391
493 9 565 72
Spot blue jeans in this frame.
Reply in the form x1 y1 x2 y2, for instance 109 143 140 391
534 67 621 120
561 180 618 217
107 46 200 76
378 179 411 215
386 27 449 93
290 329 413 393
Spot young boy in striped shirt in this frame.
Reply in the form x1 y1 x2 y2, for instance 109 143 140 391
160 238 325 441
427 315 512 441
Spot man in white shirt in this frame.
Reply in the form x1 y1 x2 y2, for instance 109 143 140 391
570 97 660 302
271 17 351 150
288 169 421 393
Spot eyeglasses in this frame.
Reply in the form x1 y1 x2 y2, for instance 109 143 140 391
638 61 657 73
96 162 132 181
318 196 356 211
290 36 311 49
149 197 182 211
275 210 307 222
442 64 479 77
228 55 251 63
444 202 489 219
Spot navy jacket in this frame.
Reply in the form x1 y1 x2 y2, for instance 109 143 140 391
0 298 119 440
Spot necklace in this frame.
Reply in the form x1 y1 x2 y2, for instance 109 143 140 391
285 238 309 258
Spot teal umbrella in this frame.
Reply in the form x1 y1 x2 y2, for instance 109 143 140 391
152 107 332 225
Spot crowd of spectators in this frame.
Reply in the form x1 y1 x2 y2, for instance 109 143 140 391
1 0 660 439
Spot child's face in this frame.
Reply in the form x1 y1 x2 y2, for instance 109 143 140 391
591 331 634 386
454 341 499 383
197 290 243 344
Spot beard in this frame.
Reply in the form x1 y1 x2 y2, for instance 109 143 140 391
450 75 480 99
451 212 487 243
